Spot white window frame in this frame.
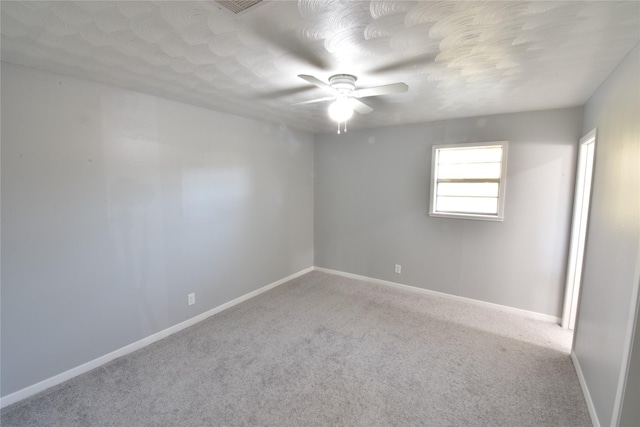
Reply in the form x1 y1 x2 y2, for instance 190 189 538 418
429 141 508 221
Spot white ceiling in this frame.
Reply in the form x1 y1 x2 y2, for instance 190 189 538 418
2 1 639 133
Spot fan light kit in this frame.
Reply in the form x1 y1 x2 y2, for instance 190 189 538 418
294 74 408 134
328 98 353 132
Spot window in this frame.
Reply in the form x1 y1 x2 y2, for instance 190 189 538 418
429 141 508 221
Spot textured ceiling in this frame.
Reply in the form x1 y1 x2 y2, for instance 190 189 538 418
2 1 639 133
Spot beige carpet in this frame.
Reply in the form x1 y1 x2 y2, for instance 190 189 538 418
1 271 591 426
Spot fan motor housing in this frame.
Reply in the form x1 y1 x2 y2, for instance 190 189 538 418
329 74 357 94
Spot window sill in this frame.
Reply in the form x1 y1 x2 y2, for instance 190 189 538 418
428 212 504 222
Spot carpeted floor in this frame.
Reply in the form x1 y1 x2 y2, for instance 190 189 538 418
1 271 591 426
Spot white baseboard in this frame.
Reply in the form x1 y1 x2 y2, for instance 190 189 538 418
0 266 313 409
1 265 561 409
313 267 561 324
571 351 600 427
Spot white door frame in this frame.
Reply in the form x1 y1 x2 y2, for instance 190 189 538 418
562 129 597 330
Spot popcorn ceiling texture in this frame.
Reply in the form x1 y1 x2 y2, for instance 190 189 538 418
1 1 638 132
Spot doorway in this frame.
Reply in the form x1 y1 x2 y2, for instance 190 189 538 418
562 129 597 330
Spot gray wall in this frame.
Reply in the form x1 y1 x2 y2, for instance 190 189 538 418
574 44 640 427
620 304 639 427
314 107 582 317
0 63 314 397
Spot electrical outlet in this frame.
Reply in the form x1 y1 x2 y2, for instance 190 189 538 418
188 293 195 305
394 264 402 274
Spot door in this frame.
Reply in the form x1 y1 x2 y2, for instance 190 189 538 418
562 129 596 330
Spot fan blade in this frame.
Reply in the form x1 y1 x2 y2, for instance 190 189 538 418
257 86 314 100
292 96 335 106
369 53 437 74
348 98 374 115
352 83 408 98
298 75 336 94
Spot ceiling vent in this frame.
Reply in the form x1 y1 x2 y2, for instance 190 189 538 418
216 0 263 14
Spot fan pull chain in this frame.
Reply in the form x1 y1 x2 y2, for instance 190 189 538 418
337 122 340 134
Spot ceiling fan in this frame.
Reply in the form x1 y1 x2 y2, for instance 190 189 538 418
293 74 408 133
249 23 435 134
